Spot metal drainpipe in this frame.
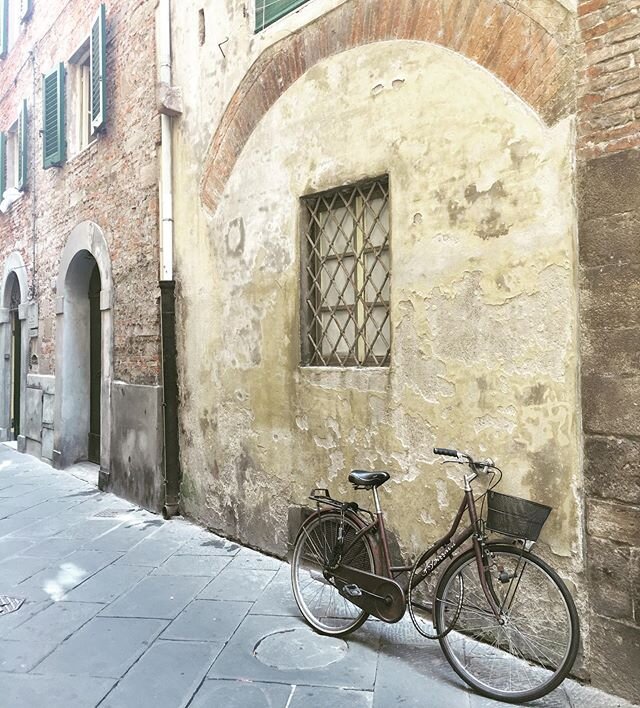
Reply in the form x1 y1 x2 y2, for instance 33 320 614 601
158 0 180 519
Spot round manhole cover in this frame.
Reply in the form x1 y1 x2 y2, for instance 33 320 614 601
254 627 348 670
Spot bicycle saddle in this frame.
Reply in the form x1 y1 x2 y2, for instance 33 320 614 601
348 470 390 488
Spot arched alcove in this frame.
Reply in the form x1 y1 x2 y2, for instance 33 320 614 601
0 252 29 442
54 222 113 476
200 0 573 213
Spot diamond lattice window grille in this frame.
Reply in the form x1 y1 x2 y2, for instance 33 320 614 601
301 177 391 367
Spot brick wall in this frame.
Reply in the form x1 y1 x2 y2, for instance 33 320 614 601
0 0 164 510
0 0 161 386
578 0 640 701
578 0 640 158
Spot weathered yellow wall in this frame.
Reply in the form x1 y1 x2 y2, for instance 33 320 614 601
172 13 581 581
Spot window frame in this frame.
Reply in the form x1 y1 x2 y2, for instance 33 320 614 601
68 40 97 156
0 0 30 57
0 0 8 57
300 176 392 368
254 0 311 32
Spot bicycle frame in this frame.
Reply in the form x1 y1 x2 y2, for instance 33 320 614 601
340 481 504 620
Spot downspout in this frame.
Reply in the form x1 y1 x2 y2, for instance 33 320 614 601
157 0 181 519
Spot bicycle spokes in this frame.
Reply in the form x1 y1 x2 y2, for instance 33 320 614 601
435 546 579 702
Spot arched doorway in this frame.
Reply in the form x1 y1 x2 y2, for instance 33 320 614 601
0 253 28 443
54 222 112 474
58 250 101 464
8 274 21 440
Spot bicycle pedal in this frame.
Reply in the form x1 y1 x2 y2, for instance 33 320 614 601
343 583 363 598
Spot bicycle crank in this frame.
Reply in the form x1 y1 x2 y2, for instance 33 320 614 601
334 565 405 623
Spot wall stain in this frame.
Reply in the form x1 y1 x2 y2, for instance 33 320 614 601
476 208 510 240
464 180 506 203
525 383 548 405
226 217 245 255
447 199 465 224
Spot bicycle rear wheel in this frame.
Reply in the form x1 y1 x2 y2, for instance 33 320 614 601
434 543 579 703
291 511 375 636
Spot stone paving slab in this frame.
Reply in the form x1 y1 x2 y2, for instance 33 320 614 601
0 537 34 560
198 567 278 602
16 549 123 601
161 599 250 642
289 685 374 707
81 521 162 552
53 518 121 540
99 639 223 708
0 445 638 708
0 555 50 586
100 574 210 619
227 546 283 571
0 673 116 708
0 599 51 638
188 679 292 707
9 600 102 644
114 537 184 567
0 637 60 672
249 564 298 617
175 538 241 557
19 537 84 559
35 616 168 677
152 552 231 577
62 563 151 603
373 641 473 707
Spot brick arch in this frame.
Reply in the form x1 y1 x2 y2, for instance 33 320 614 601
200 0 573 213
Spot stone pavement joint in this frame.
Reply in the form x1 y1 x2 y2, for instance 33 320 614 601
0 445 636 708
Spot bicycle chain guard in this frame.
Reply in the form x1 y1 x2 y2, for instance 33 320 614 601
333 565 406 623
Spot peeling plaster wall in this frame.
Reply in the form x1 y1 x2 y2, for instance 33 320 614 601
174 38 581 584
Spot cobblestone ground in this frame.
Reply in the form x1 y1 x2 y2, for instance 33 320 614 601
0 445 636 707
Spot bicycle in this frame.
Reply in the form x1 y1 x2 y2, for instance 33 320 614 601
290 447 580 704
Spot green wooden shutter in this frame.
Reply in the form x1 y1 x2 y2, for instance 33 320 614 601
255 0 310 31
42 64 66 169
20 0 33 22
17 99 27 190
0 0 8 58
90 3 107 132
0 133 6 199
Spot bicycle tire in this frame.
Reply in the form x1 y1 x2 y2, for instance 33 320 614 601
291 511 375 636
434 543 580 703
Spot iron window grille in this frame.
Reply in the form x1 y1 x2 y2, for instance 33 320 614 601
301 177 391 367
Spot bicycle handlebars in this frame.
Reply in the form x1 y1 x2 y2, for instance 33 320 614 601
433 447 458 457
433 447 496 473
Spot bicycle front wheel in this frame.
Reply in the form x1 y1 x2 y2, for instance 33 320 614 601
434 543 579 703
291 511 375 636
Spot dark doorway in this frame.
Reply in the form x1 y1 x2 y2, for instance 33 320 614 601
9 276 21 440
88 264 102 463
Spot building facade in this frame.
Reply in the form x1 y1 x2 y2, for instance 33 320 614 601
168 0 638 701
2 0 638 700
0 0 170 511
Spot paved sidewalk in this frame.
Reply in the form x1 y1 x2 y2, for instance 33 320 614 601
0 445 635 708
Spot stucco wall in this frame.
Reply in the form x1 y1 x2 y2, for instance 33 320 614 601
174 37 581 583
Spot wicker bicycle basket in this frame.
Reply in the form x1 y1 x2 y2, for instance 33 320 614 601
485 491 552 541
